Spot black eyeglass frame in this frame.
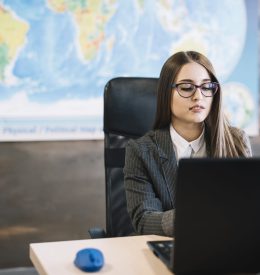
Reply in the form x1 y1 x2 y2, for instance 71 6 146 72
171 82 219 98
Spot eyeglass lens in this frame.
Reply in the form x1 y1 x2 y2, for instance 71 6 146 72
176 83 218 98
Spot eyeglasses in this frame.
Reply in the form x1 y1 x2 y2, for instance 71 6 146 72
171 82 219 98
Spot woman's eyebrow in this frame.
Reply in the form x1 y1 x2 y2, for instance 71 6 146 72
178 78 211 83
178 79 193 83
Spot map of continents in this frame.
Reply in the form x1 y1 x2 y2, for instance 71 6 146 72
47 0 116 62
0 0 257 140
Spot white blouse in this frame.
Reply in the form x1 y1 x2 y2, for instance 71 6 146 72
169 124 207 161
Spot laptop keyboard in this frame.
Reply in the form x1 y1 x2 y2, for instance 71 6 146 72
155 241 173 254
148 240 173 263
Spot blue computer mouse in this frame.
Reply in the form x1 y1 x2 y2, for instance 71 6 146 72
74 248 104 272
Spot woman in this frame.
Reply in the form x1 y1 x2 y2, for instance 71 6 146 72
123 51 252 237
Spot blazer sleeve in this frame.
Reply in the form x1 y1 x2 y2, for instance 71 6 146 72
123 139 174 236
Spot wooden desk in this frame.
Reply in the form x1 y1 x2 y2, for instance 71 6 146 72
30 235 173 275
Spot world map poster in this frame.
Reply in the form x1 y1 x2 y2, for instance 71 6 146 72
0 0 258 141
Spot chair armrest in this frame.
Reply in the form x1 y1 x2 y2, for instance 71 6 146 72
88 227 107 239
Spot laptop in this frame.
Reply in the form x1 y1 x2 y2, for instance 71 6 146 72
148 158 260 274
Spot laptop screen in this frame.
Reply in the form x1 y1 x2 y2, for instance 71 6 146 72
173 158 260 274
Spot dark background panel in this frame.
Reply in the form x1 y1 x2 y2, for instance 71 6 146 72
0 140 105 268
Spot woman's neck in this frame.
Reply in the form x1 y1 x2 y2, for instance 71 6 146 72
172 122 204 142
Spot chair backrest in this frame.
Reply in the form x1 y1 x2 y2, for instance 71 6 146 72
103 77 158 237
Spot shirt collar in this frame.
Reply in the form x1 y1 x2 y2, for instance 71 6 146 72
170 124 205 155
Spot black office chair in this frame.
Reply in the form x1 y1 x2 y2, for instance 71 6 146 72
89 77 158 238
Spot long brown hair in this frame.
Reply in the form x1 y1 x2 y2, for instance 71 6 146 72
153 51 250 157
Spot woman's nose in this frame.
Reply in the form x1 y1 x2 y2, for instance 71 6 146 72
192 87 203 100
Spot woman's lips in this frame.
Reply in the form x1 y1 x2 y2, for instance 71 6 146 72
189 105 205 112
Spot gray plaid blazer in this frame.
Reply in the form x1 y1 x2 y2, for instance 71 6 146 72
123 127 252 237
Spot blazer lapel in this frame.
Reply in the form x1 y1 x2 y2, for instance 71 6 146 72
154 128 178 207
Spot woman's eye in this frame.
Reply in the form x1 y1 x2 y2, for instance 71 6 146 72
202 83 213 90
202 87 211 91
180 84 194 92
182 87 193 91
